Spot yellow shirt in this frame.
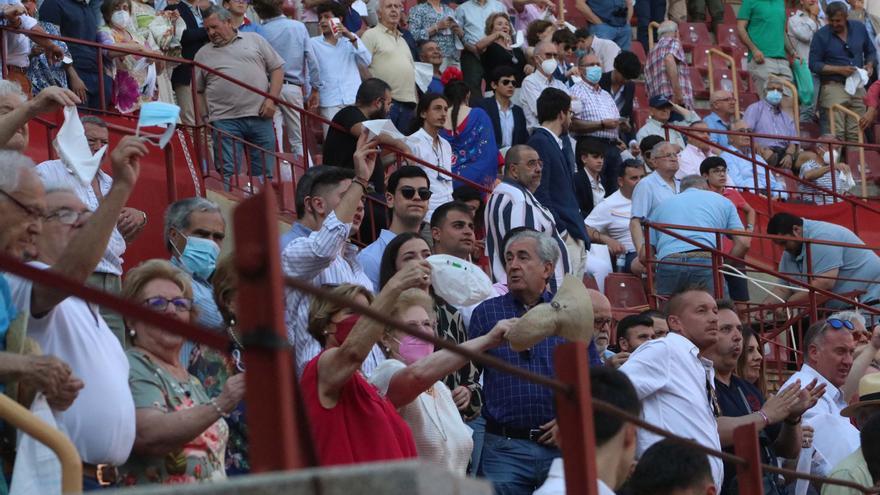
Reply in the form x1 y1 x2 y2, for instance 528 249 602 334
361 25 416 104
821 448 872 495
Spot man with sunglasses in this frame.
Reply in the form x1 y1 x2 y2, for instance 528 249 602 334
358 166 431 291
478 66 528 151
780 318 861 477
5 136 149 488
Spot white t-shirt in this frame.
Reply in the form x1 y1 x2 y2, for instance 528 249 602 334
534 458 616 495
619 332 723 492
368 358 473 474
585 190 635 253
4 12 37 68
7 262 135 466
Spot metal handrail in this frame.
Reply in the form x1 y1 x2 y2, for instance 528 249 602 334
829 103 868 199
647 21 661 50
706 48 739 116
778 79 800 137
0 395 82 493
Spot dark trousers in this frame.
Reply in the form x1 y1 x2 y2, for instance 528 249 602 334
75 69 113 110
388 100 416 134
601 140 624 196
635 0 666 49
461 50 484 105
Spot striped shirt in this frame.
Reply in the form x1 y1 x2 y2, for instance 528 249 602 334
569 80 621 140
35 159 126 276
484 178 569 292
281 212 384 377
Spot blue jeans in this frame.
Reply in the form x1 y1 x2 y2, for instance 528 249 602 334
211 116 276 190
591 23 631 51
655 254 726 297
75 69 113 111
479 432 559 495
635 0 665 49
467 416 486 477
388 101 415 134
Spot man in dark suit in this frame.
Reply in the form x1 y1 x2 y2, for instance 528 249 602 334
599 51 642 143
528 87 591 277
478 66 528 150
165 0 210 126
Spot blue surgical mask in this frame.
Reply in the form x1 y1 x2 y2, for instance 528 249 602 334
765 89 783 106
174 235 220 280
585 65 603 84
137 101 181 148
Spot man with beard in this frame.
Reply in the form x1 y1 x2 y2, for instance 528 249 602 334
707 299 819 495
765 213 880 315
358 166 430 290
323 77 412 242
281 133 384 377
620 287 725 491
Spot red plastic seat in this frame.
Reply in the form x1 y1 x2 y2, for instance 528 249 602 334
631 41 647 65
679 22 712 49
633 81 648 106
583 273 600 291
690 69 709 100
604 273 649 310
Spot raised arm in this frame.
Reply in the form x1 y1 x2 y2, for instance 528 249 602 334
0 87 79 149
383 318 516 407
843 327 880 401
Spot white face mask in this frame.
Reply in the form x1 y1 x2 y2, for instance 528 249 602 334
823 150 837 164
540 57 558 76
111 9 130 28
54 106 107 185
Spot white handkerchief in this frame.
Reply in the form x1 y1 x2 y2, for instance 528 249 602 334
511 30 525 48
415 62 434 94
361 119 406 140
54 106 107 185
845 67 869 95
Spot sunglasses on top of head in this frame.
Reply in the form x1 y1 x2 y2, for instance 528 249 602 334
399 186 432 201
827 318 855 331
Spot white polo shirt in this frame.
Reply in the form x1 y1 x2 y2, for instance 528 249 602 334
585 190 635 252
780 363 860 476
619 332 723 492
7 262 135 466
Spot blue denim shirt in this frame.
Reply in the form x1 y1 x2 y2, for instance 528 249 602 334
809 20 877 84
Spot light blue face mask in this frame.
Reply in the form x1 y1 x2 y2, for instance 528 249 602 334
765 89 783 106
175 235 220 281
585 65 603 84
136 101 181 148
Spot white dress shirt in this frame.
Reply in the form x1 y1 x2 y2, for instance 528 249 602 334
780 363 860 476
533 458 616 495
585 189 635 252
35 160 127 276
619 332 724 492
310 34 372 108
497 101 514 149
406 128 453 221
518 72 570 131
3 13 37 68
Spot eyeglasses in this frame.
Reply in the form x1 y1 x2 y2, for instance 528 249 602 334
827 318 855 331
514 159 543 169
498 79 516 86
594 317 613 329
0 189 45 220
652 153 679 161
44 208 92 225
398 186 432 201
143 296 194 313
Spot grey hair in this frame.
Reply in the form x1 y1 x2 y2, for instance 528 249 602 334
650 140 674 158
203 5 232 21
505 229 560 266
657 20 678 37
0 151 35 193
0 80 26 104
829 310 867 327
680 175 708 191
163 197 222 252
81 115 108 128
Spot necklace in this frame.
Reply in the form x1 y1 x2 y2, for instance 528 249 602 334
418 387 448 441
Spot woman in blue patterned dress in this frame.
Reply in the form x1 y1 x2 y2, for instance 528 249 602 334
440 80 500 191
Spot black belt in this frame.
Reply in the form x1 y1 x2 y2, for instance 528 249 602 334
392 99 416 109
485 418 544 442
283 79 301 86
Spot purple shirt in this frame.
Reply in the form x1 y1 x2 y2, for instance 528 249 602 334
742 99 796 149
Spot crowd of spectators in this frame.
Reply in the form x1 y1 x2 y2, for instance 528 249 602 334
3 0 880 492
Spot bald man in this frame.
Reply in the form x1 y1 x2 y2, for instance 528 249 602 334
705 90 736 148
519 41 571 131
588 289 616 364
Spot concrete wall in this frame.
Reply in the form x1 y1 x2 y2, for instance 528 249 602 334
103 461 493 495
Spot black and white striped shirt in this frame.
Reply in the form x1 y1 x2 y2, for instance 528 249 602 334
484 178 570 292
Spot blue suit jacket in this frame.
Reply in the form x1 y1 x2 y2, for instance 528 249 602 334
478 97 529 148
528 128 590 245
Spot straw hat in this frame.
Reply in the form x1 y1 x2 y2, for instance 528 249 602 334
841 373 880 417
507 275 595 351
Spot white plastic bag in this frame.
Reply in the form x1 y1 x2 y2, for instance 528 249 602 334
426 255 493 306
9 394 63 495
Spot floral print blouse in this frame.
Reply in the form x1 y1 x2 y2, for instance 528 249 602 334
120 349 229 486
408 2 460 61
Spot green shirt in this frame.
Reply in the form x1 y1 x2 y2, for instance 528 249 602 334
119 349 229 486
737 0 787 60
821 448 872 495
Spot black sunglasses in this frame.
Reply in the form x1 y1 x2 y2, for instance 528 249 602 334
399 186 432 201
498 78 516 86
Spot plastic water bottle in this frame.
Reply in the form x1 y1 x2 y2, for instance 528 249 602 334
728 28 738 47
721 75 734 92
616 255 626 273
689 26 698 43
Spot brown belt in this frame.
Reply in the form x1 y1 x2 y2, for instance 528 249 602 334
83 463 118 486
5 65 26 74
664 250 713 259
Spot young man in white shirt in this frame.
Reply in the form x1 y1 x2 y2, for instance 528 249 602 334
619 287 725 491
586 159 645 275
534 367 641 495
406 94 453 222
628 439 719 495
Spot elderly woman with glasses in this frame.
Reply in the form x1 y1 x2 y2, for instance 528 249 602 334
119 259 245 486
